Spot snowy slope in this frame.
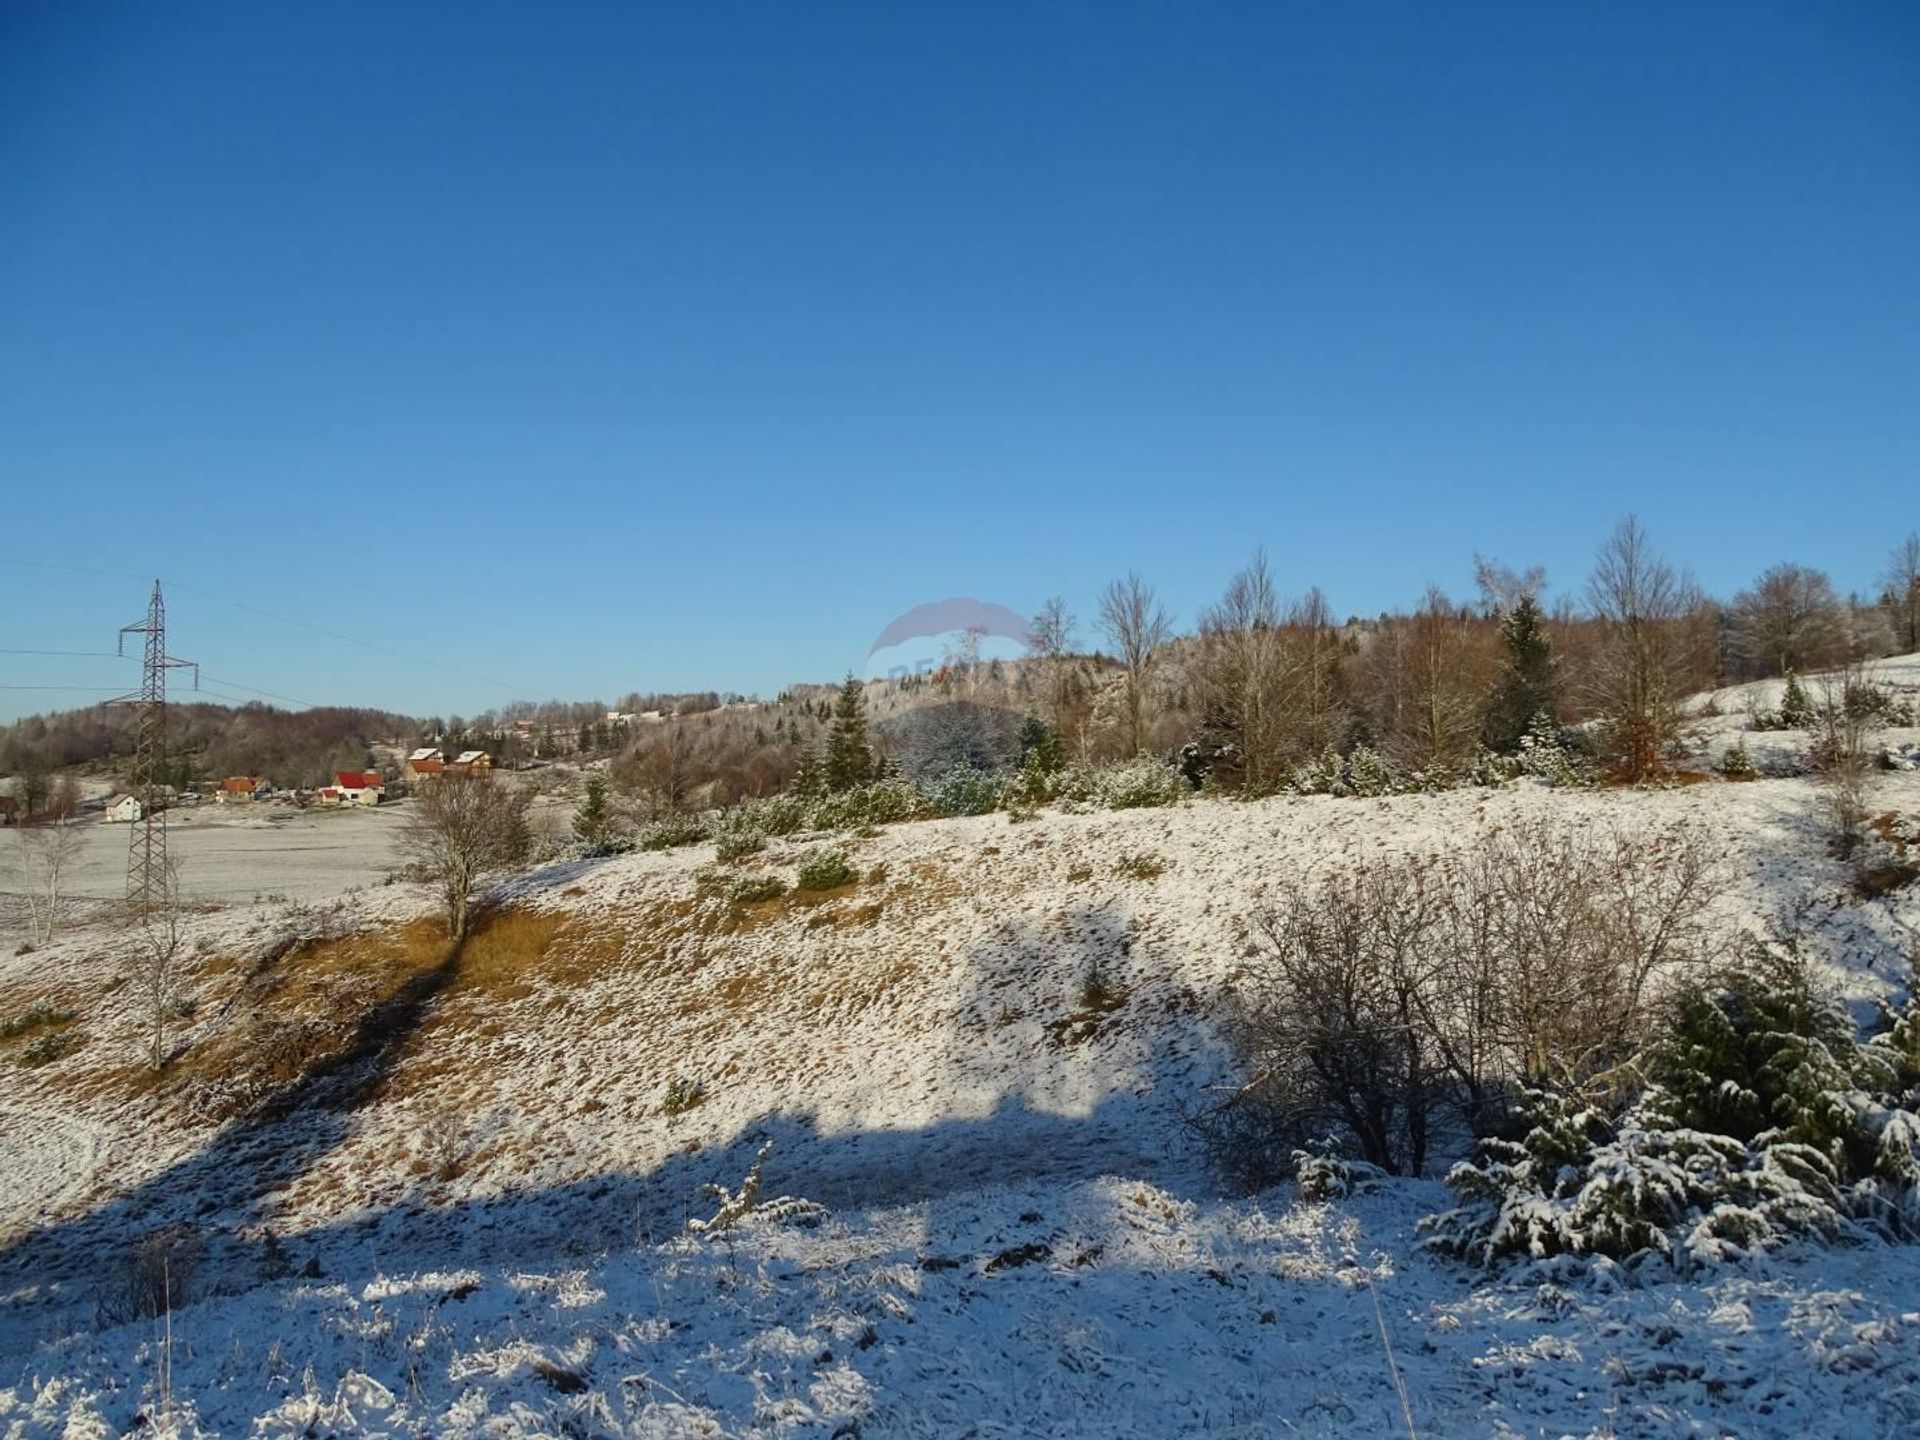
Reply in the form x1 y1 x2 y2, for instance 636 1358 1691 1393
2 744 1919 1435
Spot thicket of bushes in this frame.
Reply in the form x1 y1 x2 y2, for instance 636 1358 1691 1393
1201 818 1920 1274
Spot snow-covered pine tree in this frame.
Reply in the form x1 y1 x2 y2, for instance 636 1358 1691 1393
1780 670 1815 728
1718 735 1757 779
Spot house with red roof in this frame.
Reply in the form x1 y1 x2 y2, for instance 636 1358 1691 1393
324 770 385 807
405 748 446 786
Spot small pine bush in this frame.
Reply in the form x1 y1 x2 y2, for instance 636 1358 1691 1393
1779 671 1816 728
661 1076 705 1116
920 766 1003 817
639 815 711 851
1343 745 1399 797
713 827 766 862
1517 713 1592 788
727 875 787 904
795 849 857 891
1718 737 1757 780
1095 756 1187 810
1422 941 1920 1271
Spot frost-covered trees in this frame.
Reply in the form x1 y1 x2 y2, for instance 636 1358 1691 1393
1424 939 1920 1270
401 775 531 940
1729 562 1848 680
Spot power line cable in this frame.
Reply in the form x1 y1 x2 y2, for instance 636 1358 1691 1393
0 557 538 698
0 648 128 659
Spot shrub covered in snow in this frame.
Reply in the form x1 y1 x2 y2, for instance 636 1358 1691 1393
795 849 857 892
1292 1139 1385 1202
638 815 712 851
727 874 787 904
1422 941 1920 1271
1719 736 1757 779
712 825 766 861
1056 755 1187 810
918 766 1004 817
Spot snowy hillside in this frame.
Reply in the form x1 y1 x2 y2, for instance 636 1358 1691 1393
3 714 1920 1435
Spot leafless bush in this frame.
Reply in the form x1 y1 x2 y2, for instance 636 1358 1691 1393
1201 818 1724 1186
1811 661 1879 859
97 1225 205 1328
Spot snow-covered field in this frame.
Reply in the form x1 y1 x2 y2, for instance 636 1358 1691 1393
0 806 407 947
2 681 1919 1437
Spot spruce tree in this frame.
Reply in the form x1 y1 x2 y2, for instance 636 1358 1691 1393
1780 670 1815 728
824 676 875 792
1482 594 1557 753
790 744 829 800
573 773 614 850
1017 713 1064 773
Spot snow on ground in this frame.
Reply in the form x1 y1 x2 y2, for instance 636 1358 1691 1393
2 718 1919 1435
0 806 407 951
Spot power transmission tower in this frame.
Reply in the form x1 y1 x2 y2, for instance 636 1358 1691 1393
112 581 197 926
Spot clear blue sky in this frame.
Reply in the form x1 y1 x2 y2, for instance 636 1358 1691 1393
3 3 1915 720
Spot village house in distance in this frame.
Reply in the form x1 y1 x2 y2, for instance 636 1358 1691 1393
316 770 384 807
404 747 492 786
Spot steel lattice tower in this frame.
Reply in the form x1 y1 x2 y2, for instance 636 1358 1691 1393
114 581 197 925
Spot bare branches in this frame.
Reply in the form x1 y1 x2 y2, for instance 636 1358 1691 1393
1208 818 1725 1184
400 775 531 939
1098 573 1173 757
10 820 84 947
1584 516 1703 781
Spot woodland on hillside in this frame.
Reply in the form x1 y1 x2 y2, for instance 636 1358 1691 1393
5 520 1917 817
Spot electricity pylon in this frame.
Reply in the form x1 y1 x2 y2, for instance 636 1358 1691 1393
112 581 197 926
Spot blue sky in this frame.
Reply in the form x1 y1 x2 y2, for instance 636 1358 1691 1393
2 3 1916 720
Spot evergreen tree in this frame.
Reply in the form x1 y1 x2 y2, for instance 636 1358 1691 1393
574 773 614 849
1482 594 1557 753
1779 670 1815 728
1017 713 1064 773
824 676 875 792
790 743 829 800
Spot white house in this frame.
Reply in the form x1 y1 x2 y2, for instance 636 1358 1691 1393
105 794 144 824
325 770 385 807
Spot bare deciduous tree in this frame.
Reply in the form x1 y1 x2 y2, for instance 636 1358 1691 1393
1472 554 1547 617
1098 572 1173 757
400 775 531 940
1027 597 1081 746
10 820 85 946
1728 562 1847 679
1811 659 1880 859
1882 532 1920 654
131 859 188 1070
1202 818 1722 1184
1195 550 1295 791
1584 516 1701 781
612 725 703 817
1283 587 1349 756
1372 588 1491 776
